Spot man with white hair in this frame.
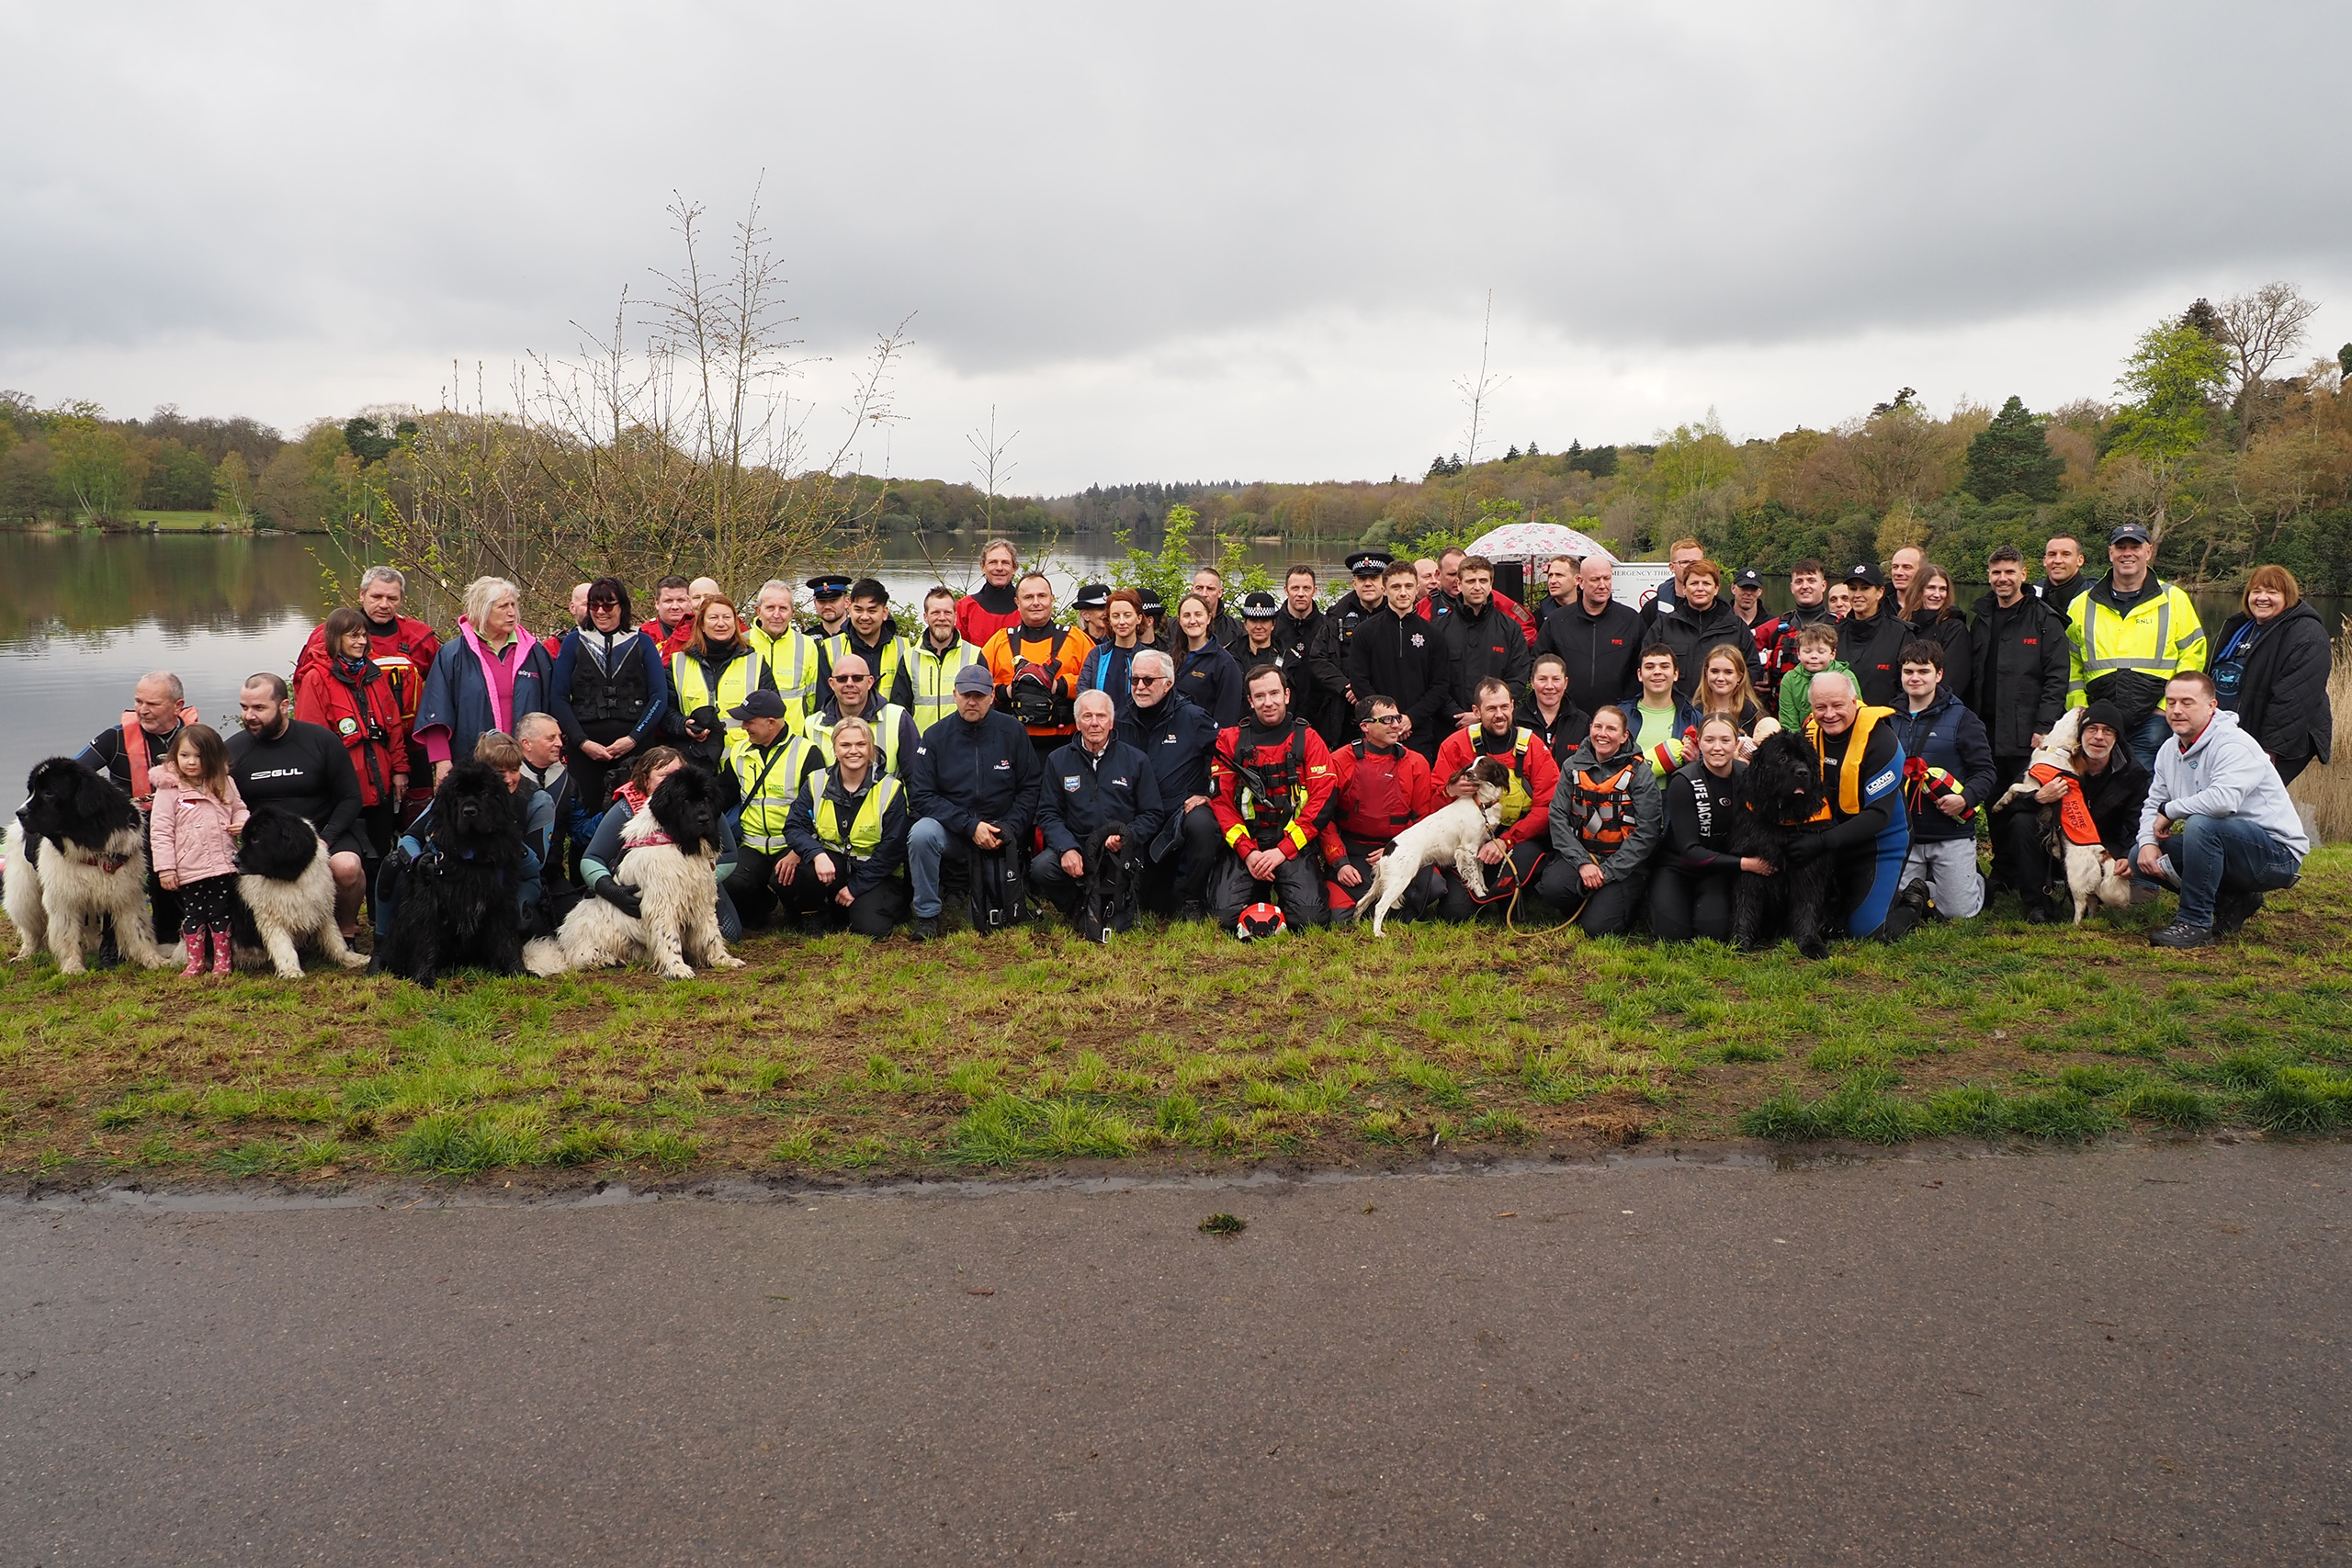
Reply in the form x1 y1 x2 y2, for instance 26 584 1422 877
71 670 199 954
1030 689 1165 931
745 579 820 716
1114 647 1223 919
1786 669 1923 953
292 564 440 809
514 711 590 915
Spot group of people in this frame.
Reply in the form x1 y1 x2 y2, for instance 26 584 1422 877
56 522 2330 975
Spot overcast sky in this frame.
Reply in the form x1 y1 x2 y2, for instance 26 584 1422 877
6 3 2349 493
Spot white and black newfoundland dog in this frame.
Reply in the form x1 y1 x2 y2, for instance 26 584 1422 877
229 805 368 978
526 766 742 981
1730 730 1838 961
379 760 530 987
4 758 178 974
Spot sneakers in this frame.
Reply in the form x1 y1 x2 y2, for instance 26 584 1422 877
2148 919 2215 950
910 914 941 942
2212 890 2265 937
1896 877 1935 921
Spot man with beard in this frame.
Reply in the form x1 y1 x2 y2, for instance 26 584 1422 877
1346 561 1451 760
227 672 368 939
1306 550 1393 744
292 565 440 812
1429 676 1558 921
1534 554 1645 709
1207 663 1337 932
1835 563 1909 709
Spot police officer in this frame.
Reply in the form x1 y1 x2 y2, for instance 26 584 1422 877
1306 550 1393 744
807 574 855 644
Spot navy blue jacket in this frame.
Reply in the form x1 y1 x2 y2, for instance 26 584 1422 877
548 628 670 752
414 627 554 770
1115 690 1220 861
909 707 1039 845
1889 686 1996 842
1036 738 1167 857
784 768 910 896
1173 638 1245 728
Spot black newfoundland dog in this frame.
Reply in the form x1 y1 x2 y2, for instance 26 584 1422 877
379 760 529 987
1730 730 1837 961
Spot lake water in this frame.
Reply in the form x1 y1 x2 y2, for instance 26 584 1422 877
0 531 2333 800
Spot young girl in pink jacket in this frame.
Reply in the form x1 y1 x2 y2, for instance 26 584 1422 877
150 724 250 976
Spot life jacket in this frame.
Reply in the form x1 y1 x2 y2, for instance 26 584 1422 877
1475 727 1538 827
2024 761 2104 847
1230 723 1311 849
726 730 812 853
808 769 902 863
1567 758 1641 852
746 624 820 715
1332 740 1418 848
671 645 767 731
1803 705 1897 822
908 637 986 731
566 634 650 726
1005 626 1077 731
806 705 910 778
119 706 198 808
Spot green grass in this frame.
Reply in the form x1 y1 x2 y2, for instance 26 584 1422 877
3 846 2348 1178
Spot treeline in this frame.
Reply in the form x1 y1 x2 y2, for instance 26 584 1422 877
0 395 289 524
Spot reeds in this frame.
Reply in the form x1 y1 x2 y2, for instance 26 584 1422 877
2287 617 2352 843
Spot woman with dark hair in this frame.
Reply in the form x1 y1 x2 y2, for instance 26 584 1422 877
577 746 744 942
1905 562 1975 705
1515 651 1590 758
1651 715 1772 942
1170 592 1245 727
669 593 772 772
549 577 670 815
2212 564 2334 785
294 604 410 860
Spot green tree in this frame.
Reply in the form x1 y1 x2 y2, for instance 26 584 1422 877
212 451 254 522
1962 396 2064 502
343 416 398 465
2105 316 2229 543
48 415 141 520
1648 409 1739 503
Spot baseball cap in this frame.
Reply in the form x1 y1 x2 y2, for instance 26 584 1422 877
1846 563 1887 589
952 663 995 695
729 690 787 720
1733 568 1763 590
2109 524 2153 546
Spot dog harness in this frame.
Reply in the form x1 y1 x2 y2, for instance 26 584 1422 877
2023 761 2103 847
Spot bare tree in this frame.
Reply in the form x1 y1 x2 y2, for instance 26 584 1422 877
966 405 1020 534
2216 281 2320 442
1453 290 1508 468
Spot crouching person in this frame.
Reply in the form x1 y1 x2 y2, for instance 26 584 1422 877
1532 705 1662 936
1317 694 1443 920
1429 676 1557 921
2139 672 2308 949
718 691 820 930
779 716 908 939
905 663 1040 941
576 747 743 942
1208 663 1337 933
372 729 550 964
1031 691 1164 936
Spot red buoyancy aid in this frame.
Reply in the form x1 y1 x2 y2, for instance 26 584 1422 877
120 705 199 807
1330 739 1419 847
1568 760 1640 851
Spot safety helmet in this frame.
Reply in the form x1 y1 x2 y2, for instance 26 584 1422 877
1235 901 1286 941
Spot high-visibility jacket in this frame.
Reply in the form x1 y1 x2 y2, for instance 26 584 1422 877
725 729 815 853
746 624 821 716
671 646 772 735
819 626 913 709
1431 724 1559 845
805 704 915 779
2066 579 2205 713
808 769 903 862
907 634 988 731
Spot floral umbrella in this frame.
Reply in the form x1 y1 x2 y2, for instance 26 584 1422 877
1465 522 1612 563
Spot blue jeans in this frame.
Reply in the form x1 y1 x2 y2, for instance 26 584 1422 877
2127 708 2172 773
2159 814 2302 928
908 817 961 919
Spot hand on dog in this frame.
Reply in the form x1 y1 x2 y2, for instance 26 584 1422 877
1477 840 1508 866
1785 834 1826 866
2034 777 2069 805
1739 856 1777 877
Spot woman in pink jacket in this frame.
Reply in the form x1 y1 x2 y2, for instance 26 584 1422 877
150 724 251 976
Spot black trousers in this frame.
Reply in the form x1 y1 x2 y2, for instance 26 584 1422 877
1990 806 2053 909
1139 804 1223 915
1434 841 1548 922
2275 753 2312 787
1324 850 1440 922
780 871 905 939
725 846 786 928
1208 851 1329 931
1532 857 1647 937
1649 863 1736 942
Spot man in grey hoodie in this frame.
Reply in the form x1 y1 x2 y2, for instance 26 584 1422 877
2136 671 2308 949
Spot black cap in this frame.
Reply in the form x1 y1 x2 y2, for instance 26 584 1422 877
1074 582 1111 609
729 689 787 720
1347 549 1395 577
1846 563 1887 589
1139 591 1166 615
2079 698 2127 738
1239 591 1279 619
805 574 853 597
2109 524 2153 546
1733 568 1763 590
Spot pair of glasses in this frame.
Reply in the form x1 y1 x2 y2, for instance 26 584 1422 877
1365 714 1403 727
1132 675 1167 686
835 674 871 683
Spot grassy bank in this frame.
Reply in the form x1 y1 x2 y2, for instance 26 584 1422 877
4 849 2348 1184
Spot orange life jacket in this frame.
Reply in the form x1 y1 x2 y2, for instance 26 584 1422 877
120 705 199 808
2025 761 2104 847
1568 760 1640 851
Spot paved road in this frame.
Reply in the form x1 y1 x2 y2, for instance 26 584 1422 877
3 1141 2346 1565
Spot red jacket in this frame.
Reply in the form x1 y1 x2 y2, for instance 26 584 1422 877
640 617 696 658
1211 717 1336 862
1317 739 1442 863
1431 722 1559 848
294 660 410 807
293 615 439 728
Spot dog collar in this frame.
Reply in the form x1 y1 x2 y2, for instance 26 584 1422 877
99 852 132 874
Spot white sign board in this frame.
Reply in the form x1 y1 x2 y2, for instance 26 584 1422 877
1610 561 1674 611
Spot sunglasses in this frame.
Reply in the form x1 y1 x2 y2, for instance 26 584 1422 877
1131 674 1167 686
1364 714 1403 726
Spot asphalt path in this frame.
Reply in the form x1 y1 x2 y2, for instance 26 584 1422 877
2 1140 2347 1565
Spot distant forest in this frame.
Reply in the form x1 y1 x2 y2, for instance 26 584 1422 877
5 282 2349 589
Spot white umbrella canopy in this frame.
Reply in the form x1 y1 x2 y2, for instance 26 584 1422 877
1465 521 1612 562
